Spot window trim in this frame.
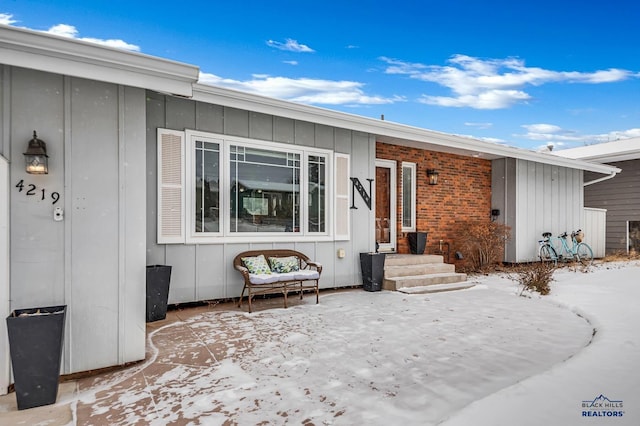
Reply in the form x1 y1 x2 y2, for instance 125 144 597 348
401 162 417 232
181 130 335 244
185 130 224 242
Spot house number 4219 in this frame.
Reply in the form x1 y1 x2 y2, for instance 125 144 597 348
15 179 60 204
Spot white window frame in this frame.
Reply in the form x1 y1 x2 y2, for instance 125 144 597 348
178 130 334 244
186 130 224 242
401 162 417 232
305 150 332 236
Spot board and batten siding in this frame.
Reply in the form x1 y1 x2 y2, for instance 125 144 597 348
583 208 607 258
2 66 146 376
493 158 584 262
0 155 10 393
146 92 375 305
584 159 640 254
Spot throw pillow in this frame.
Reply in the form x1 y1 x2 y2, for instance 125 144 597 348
242 254 272 275
269 256 300 273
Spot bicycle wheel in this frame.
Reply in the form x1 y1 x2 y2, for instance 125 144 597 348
539 244 557 262
576 243 593 266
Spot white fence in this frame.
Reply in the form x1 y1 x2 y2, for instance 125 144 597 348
583 207 607 258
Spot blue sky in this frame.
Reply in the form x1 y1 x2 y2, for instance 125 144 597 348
2 1 639 151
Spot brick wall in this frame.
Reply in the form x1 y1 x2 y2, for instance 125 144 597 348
376 142 492 264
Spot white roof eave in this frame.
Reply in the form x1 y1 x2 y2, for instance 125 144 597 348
554 137 640 163
0 24 621 176
193 83 620 175
0 24 199 97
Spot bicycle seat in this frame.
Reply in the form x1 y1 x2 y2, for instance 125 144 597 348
542 232 552 238
559 232 568 238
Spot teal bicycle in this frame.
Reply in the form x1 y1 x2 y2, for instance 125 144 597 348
538 230 594 266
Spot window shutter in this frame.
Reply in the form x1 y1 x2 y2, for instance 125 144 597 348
157 129 185 244
334 153 350 240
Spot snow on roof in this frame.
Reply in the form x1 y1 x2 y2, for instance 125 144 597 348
554 137 640 163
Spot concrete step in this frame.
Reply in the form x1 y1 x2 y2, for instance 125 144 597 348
383 254 444 266
397 282 476 294
384 262 455 278
383 272 468 291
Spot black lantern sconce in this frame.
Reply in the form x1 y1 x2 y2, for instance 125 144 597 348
23 131 49 174
426 169 439 185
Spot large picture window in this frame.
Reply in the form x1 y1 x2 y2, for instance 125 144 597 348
160 129 339 243
230 145 301 233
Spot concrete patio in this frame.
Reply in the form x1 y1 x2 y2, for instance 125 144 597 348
1 262 638 425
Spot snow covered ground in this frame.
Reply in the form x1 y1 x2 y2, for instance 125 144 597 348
1 260 638 425
443 261 640 426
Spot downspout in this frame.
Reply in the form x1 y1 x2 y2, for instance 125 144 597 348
584 171 618 186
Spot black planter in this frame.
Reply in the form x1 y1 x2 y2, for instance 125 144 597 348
6 305 67 410
408 232 428 254
146 265 172 322
360 252 386 292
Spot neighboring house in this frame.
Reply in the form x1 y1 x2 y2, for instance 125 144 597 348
555 138 640 254
0 24 619 392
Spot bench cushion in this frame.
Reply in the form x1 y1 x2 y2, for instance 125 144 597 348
248 273 280 285
248 270 319 285
294 270 320 280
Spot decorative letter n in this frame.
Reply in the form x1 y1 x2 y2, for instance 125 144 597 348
350 177 373 210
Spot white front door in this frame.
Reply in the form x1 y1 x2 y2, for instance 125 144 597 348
0 156 10 394
375 159 396 252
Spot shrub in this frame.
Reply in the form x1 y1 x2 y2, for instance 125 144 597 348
512 262 555 296
455 220 511 272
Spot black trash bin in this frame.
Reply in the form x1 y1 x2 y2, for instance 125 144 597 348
146 265 172 322
408 232 428 254
360 252 386 292
6 305 67 410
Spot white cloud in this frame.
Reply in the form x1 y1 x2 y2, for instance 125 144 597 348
522 124 564 134
603 128 640 140
381 55 636 110
45 24 140 51
266 39 314 53
519 123 640 150
199 72 404 106
464 122 493 130
0 13 17 25
519 123 583 142
283 60 298 66
1 17 140 52
419 89 530 109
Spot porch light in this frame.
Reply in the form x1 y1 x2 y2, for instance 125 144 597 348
426 169 439 185
23 131 49 174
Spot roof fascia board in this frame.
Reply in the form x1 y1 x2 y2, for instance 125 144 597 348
193 83 620 175
554 138 640 163
576 153 639 163
0 24 199 97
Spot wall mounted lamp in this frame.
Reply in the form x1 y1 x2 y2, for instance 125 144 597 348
23 131 49 174
426 169 439 185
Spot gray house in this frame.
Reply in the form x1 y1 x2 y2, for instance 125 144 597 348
556 138 640 254
0 24 619 392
